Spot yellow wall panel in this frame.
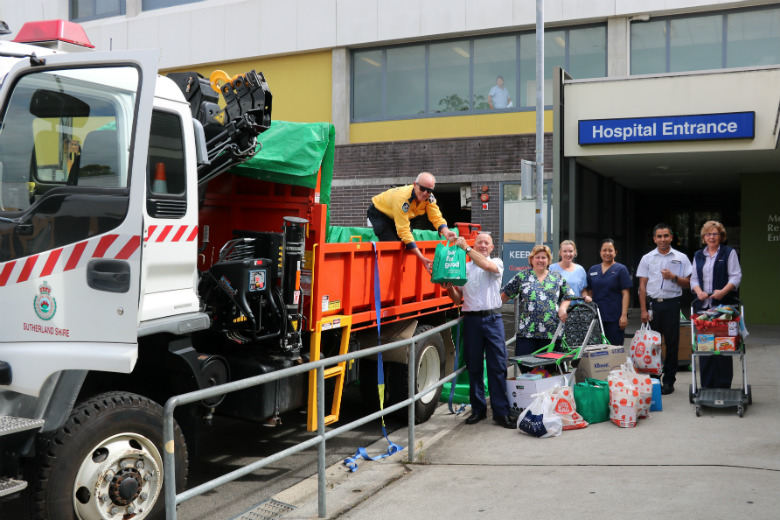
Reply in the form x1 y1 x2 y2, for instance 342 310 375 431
349 110 553 143
163 52 332 124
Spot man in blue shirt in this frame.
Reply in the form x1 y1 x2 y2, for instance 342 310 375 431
488 75 511 109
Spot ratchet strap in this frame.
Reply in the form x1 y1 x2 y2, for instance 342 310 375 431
344 242 403 472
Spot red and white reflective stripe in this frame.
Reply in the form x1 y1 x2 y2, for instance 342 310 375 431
145 225 198 243
0 234 141 287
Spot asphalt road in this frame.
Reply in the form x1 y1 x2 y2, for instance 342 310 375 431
0 384 406 520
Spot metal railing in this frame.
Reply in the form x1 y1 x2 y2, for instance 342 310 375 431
163 318 469 519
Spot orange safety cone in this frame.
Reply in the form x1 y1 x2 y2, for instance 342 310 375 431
152 162 168 193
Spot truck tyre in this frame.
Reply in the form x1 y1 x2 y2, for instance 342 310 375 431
389 325 446 424
26 391 188 520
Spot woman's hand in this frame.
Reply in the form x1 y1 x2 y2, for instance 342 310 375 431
558 307 568 323
712 288 728 301
696 290 709 301
584 295 592 303
619 315 628 330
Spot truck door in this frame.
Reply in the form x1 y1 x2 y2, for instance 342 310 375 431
0 50 159 396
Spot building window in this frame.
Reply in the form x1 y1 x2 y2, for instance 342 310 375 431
142 0 202 11
70 0 125 22
352 24 606 122
630 5 780 74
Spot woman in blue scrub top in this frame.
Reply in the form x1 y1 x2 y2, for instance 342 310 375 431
585 239 632 346
549 240 591 302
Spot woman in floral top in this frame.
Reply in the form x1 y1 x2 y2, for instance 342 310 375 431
501 244 572 356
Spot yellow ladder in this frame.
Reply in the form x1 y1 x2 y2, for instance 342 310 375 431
307 314 353 431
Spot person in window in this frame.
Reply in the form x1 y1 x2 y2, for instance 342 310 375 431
488 75 512 109
500 244 571 356
690 220 742 389
367 172 456 273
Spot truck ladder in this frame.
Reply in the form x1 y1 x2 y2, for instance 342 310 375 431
307 315 353 431
0 416 45 498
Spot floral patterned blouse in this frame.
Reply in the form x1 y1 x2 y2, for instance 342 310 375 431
501 269 571 340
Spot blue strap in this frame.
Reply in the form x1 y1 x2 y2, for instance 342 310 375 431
344 242 403 472
447 321 466 415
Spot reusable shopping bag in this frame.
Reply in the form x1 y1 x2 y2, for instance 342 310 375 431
430 242 468 286
629 323 662 374
609 361 653 419
550 385 588 430
607 365 640 428
573 378 610 424
516 388 562 438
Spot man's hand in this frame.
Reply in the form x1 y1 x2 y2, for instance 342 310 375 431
420 255 433 273
443 228 457 242
454 236 468 250
640 310 650 323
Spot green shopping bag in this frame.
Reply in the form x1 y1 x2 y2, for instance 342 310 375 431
573 378 610 424
430 242 468 286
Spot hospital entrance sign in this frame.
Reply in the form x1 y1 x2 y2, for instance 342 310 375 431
579 112 755 145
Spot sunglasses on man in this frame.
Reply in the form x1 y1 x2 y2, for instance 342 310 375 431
416 183 434 193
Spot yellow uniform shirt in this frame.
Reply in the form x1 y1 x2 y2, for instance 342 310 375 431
371 184 448 249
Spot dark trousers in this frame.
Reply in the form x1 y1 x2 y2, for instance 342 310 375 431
602 321 625 346
692 301 734 389
367 204 400 241
649 298 681 385
463 314 509 416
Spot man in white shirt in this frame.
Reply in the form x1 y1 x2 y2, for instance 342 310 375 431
637 224 692 395
488 75 511 109
443 233 513 428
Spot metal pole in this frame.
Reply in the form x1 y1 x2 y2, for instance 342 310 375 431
407 340 416 462
317 366 326 518
535 0 545 245
163 399 178 520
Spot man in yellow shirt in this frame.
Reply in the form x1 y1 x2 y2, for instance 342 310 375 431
368 172 456 272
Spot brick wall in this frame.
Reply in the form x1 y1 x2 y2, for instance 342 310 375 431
331 134 553 237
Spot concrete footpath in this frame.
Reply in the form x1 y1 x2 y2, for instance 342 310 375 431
274 323 780 520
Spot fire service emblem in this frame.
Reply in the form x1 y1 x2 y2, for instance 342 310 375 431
34 282 57 321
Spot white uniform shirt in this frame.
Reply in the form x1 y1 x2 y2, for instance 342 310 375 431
461 257 504 312
636 247 692 299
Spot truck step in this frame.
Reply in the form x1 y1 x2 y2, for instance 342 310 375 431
0 477 28 498
0 416 45 436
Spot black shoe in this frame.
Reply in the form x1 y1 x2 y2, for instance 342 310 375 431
661 384 675 395
493 415 516 429
465 412 487 425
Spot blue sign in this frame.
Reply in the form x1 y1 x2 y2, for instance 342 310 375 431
579 112 755 145
501 242 535 288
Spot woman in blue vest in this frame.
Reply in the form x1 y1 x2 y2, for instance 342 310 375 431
690 220 742 389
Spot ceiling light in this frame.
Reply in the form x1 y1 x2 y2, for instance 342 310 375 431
452 46 470 58
554 36 566 48
360 56 381 67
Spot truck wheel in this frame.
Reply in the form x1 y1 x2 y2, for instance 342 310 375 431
390 325 446 424
27 392 188 520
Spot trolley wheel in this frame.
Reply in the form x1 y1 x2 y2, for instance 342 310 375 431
737 406 744 418
695 406 701 417
688 384 695 404
746 385 752 405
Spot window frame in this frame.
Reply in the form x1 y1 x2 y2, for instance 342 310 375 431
351 23 607 123
70 0 126 23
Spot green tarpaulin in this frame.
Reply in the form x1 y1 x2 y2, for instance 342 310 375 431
230 120 335 208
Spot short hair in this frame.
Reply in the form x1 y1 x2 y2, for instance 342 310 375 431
558 240 577 259
653 223 673 235
415 171 434 184
496 75 504 81
600 238 616 248
528 244 552 265
700 220 727 243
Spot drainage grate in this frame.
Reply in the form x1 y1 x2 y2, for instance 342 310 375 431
230 498 296 520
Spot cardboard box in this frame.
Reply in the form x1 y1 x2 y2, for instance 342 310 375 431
661 325 693 362
715 336 736 351
506 375 565 412
574 344 627 383
697 334 715 351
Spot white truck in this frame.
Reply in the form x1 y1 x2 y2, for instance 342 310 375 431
0 19 463 520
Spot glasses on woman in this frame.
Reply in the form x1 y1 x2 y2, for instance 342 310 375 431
704 232 720 238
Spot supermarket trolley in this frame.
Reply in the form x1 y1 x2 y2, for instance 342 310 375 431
509 299 606 376
689 299 751 417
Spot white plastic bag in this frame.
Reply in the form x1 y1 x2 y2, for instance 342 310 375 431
629 323 662 374
550 385 588 430
609 361 653 419
608 364 639 428
516 388 562 438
